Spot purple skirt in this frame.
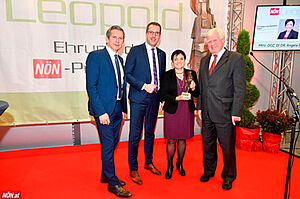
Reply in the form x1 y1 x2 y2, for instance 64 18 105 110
164 100 194 139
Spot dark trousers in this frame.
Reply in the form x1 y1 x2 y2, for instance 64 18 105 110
128 94 160 171
202 113 236 182
94 101 122 186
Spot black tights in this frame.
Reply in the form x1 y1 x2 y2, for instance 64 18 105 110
166 139 186 167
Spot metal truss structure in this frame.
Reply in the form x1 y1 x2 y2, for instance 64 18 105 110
226 0 295 114
227 0 245 51
270 51 295 114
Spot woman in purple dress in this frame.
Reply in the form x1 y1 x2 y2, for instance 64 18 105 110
161 50 199 179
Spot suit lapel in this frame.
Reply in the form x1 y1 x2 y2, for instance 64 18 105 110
157 48 163 77
118 55 126 85
202 55 210 81
104 47 117 84
210 50 229 76
171 69 178 95
142 43 152 80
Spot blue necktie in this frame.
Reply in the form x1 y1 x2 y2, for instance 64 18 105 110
114 54 122 99
151 48 158 92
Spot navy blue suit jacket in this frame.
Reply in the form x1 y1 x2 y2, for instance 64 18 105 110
124 43 166 103
86 47 127 117
277 29 299 39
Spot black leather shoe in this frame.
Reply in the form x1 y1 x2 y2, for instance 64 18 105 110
108 184 132 198
176 159 185 176
101 176 126 186
165 166 173 179
222 180 232 190
200 173 214 182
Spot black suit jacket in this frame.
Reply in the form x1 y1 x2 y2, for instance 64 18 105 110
161 69 199 114
197 50 246 123
277 29 299 39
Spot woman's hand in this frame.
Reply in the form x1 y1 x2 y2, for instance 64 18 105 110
176 94 189 101
189 80 196 91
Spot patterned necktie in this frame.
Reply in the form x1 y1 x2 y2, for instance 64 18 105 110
114 54 122 99
151 48 158 92
209 54 218 76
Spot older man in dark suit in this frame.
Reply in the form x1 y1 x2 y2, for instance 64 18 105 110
125 22 166 185
197 28 246 190
86 25 132 197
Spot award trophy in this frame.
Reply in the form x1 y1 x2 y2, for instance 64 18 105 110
181 71 193 100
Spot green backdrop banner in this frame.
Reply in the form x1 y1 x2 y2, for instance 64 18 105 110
0 0 227 125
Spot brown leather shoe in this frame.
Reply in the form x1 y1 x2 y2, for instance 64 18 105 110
108 184 132 198
130 171 143 185
101 176 126 186
144 164 161 175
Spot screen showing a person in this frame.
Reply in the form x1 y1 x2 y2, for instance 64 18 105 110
252 5 300 51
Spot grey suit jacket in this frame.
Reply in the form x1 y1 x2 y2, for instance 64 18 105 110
197 49 246 123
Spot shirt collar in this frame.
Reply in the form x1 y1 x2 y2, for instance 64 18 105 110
145 42 156 51
213 47 226 58
106 46 118 58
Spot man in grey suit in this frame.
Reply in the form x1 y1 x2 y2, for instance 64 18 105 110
197 28 246 190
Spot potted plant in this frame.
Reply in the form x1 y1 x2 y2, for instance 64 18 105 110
256 109 293 153
236 29 260 151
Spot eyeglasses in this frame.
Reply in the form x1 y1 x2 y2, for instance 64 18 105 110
147 31 161 36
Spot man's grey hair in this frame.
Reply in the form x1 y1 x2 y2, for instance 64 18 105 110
206 28 225 40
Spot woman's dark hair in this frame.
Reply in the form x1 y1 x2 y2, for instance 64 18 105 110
285 19 295 26
171 49 186 61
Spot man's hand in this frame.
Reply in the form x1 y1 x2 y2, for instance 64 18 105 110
232 116 241 126
197 110 202 120
99 113 110 125
144 84 157 94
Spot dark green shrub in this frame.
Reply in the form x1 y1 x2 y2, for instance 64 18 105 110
236 29 260 128
244 56 254 82
239 108 256 128
244 82 260 109
237 30 250 55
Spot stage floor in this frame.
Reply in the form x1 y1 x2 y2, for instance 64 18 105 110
0 135 299 199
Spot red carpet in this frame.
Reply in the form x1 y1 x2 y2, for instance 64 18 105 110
0 135 299 199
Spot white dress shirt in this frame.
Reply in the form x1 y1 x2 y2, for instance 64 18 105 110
143 42 160 90
106 46 124 100
209 47 226 70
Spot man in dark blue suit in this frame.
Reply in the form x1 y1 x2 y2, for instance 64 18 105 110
86 25 132 197
125 22 166 185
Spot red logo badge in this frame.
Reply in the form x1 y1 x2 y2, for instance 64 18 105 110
270 8 279 15
1 191 21 198
33 59 62 78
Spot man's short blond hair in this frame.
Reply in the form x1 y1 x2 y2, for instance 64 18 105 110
206 28 225 40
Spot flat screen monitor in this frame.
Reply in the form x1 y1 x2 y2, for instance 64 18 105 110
252 5 300 51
